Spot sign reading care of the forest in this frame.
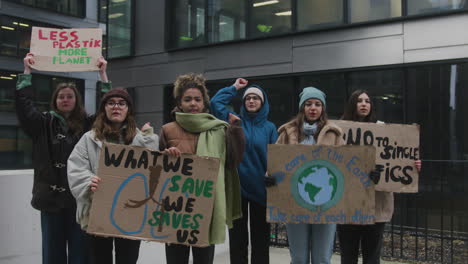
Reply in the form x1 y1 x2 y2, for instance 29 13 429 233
267 144 376 225
30 27 102 72
87 143 219 247
334 121 420 193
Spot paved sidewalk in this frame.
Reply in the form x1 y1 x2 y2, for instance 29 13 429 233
138 240 404 263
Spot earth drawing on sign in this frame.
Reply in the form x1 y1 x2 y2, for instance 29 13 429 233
291 160 344 212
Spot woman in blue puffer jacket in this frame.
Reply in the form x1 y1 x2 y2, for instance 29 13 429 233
211 78 278 264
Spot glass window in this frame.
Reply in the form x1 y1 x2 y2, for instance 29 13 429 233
208 0 246 43
299 73 347 119
0 70 17 112
98 0 108 23
407 0 467 15
347 69 404 123
7 0 85 17
0 15 56 57
169 0 206 48
107 0 133 58
349 0 402 23
297 0 343 31
250 0 292 38
0 126 32 169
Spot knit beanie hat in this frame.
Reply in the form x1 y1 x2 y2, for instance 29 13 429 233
100 88 133 112
243 87 264 103
299 87 326 108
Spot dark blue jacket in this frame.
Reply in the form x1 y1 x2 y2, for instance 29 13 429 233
211 85 278 205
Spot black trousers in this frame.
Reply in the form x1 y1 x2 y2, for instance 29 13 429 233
228 197 270 264
337 222 386 264
88 235 140 264
165 243 215 264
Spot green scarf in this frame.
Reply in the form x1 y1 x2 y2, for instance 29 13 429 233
176 112 242 244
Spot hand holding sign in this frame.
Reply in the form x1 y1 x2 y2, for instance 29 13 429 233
30 27 103 72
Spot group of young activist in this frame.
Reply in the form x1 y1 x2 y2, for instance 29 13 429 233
17 53 421 264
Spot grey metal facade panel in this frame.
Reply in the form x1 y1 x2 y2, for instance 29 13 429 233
293 35 404 73
404 45 468 63
403 14 468 51
109 59 205 87
204 62 293 80
293 23 403 48
133 85 165 113
203 38 293 71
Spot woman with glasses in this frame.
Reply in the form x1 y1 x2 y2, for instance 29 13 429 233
15 53 109 264
67 88 159 264
211 78 278 264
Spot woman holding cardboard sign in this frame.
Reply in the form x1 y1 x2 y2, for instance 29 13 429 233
159 73 244 264
337 90 422 264
16 53 109 264
271 87 344 264
67 88 159 264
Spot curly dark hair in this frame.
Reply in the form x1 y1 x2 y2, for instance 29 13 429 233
173 73 210 112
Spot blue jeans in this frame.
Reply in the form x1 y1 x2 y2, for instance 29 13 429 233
286 223 336 264
41 208 89 264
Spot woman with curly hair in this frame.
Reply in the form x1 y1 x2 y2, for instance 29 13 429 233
160 73 244 264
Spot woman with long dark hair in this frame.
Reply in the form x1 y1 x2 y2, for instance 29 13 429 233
15 53 109 264
337 90 421 264
67 88 159 264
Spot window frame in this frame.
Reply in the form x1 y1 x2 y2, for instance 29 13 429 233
165 0 468 50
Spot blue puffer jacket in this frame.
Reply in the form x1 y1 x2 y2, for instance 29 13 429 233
211 85 278 205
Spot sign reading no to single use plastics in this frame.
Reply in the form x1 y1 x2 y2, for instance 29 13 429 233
30 27 102 72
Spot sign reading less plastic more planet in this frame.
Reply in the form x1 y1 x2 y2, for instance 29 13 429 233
30 27 102 72
267 144 376 225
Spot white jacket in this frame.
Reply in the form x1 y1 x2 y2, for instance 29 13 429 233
67 129 159 230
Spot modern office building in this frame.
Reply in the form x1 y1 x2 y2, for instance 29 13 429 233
107 1 468 262
1 0 467 262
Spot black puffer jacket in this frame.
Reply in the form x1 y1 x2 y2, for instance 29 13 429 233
14 74 107 212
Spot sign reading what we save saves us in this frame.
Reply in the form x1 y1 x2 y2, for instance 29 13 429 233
87 143 219 247
267 144 376 225
30 27 102 72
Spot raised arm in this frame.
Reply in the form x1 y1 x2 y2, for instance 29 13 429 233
210 78 248 121
15 53 46 138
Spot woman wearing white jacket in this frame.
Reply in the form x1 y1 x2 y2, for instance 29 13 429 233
67 88 159 264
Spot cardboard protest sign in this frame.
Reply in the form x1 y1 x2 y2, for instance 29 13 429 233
267 144 376 225
30 27 102 72
87 143 220 247
333 121 420 193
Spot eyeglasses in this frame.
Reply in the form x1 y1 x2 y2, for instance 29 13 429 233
245 95 261 101
106 101 127 108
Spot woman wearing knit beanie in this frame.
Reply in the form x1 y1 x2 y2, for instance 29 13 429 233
337 90 422 264
272 87 344 264
67 88 159 264
211 78 278 264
